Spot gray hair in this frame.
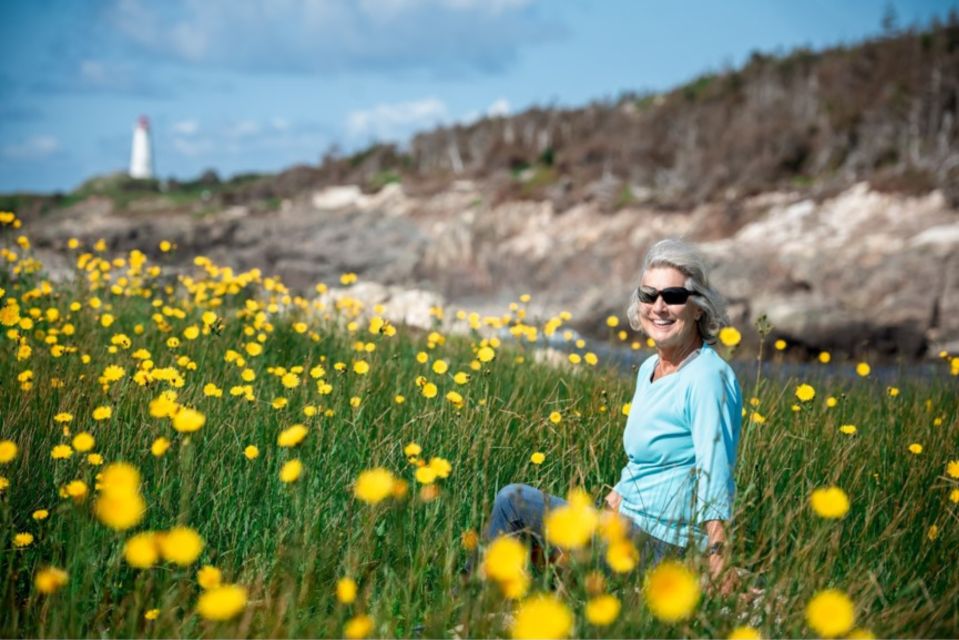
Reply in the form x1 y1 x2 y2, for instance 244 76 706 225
626 238 729 345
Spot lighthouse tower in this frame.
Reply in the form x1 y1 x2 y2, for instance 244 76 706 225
129 115 154 179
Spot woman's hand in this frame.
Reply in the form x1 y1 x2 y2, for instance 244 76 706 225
707 552 738 597
604 489 622 512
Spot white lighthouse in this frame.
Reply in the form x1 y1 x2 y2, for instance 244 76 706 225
129 115 154 179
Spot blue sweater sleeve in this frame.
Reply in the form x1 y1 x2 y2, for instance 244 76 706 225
684 367 741 523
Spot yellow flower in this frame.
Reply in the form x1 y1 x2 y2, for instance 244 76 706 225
344 614 373 639
244 445 260 460
203 383 223 397
144 608 160 621
548 411 562 424
795 383 815 402
445 390 464 407
0 439 17 463
245 342 262 356
584 352 598 366
277 424 309 447
848 628 875 639
453 371 470 385
53 412 73 423
773 339 786 351
151 437 171 457
354 468 395 504
483 535 528 585
839 424 857 435
172 407 205 433
432 359 449 374
826 396 838 408
947 460 959 479
643 560 700 622
280 459 303 483
855 362 870 377
530 452 545 465
149 392 179 418
32 509 49 521
908 443 923 455
72 432 95 452
511 594 573 639
51 444 73 459
421 383 438 399
65 479 88 500
818 351 831 364
477 346 495 362
810 486 850 519
404 442 422 457
728 626 762 639
605 539 639 573
428 457 452 478
461 529 479 551
805 589 855 638
621 402 631 416
159 526 204 566
927 524 939 541
887 386 899 397
949 488 959 504
718 326 741 347
585 594 620 626
545 488 599 550
124 532 159 568
34 566 69 595
197 565 223 590
415 466 437 484
197 584 247 621
394 394 405 404
13 532 34 547
95 491 146 531
92 405 112 421
336 577 358 604
568 353 581 365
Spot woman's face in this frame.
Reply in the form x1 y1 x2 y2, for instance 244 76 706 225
639 266 703 351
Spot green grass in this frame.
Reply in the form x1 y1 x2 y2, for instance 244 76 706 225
0 241 957 638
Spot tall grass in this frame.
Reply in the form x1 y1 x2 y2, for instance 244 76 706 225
0 239 957 638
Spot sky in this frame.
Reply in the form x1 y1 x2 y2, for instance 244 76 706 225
0 0 955 193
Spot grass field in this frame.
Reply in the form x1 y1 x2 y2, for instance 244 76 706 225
1 213 958 638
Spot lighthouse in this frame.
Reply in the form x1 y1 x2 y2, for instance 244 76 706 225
129 115 154 179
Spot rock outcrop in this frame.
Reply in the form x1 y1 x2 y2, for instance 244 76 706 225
26 180 959 358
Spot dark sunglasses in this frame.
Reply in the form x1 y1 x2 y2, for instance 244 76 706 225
637 286 696 305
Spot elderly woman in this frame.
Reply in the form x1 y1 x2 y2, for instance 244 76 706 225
483 238 743 593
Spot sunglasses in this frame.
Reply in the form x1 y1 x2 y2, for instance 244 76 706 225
637 286 697 305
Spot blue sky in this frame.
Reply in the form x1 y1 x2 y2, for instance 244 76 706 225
1 0 954 193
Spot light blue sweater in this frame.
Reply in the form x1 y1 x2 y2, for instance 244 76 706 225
614 343 742 550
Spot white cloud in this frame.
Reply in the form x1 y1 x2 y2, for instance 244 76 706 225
271 117 290 131
486 98 511 117
172 136 216 157
2 135 61 160
225 120 261 138
172 119 200 135
346 98 449 141
105 0 557 76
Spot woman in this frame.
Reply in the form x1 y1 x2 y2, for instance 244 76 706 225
483 238 743 594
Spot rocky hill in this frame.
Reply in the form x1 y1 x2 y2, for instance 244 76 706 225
6 19 959 360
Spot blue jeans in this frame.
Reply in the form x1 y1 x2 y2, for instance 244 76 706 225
484 483 684 569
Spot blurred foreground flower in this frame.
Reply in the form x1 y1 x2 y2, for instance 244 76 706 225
197 584 247 621
344 614 373 639
585 593 620 626
512 593 573 639
35 566 69 595
545 488 598 550
805 589 855 638
642 560 700 622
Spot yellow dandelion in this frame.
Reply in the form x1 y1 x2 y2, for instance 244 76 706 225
773 339 786 351
13 532 34 547
72 432 95 452
530 452 545 465
818 351 831 364
244 445 260 460
549 411 562 424
34 566 69 595
144 609 160 621
0 439 17 463
810 486 850 519
32 509 49 521
92 405 112 421
51 444 73 459
404 442 422 457
159 526 204 566
805 589 855 638
197 565 223 590
421 383 438 399
544 488 598 550
277 424 309 447
927 524 939 541
643 560 700 622
795 383 815 402
728 626 762 639
908 443 923 455
718 326 741 347
839 424 857 435
855 362 870 377
585 593 621 626
344 614 374 639
124 531 159 569
172 407 205 433
280 459 303 483
947 460 959 479
354 468 395 504
197 584 247 621
151 437 171 457
477 346 495 362
511 593 573 639
336 577 358 604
